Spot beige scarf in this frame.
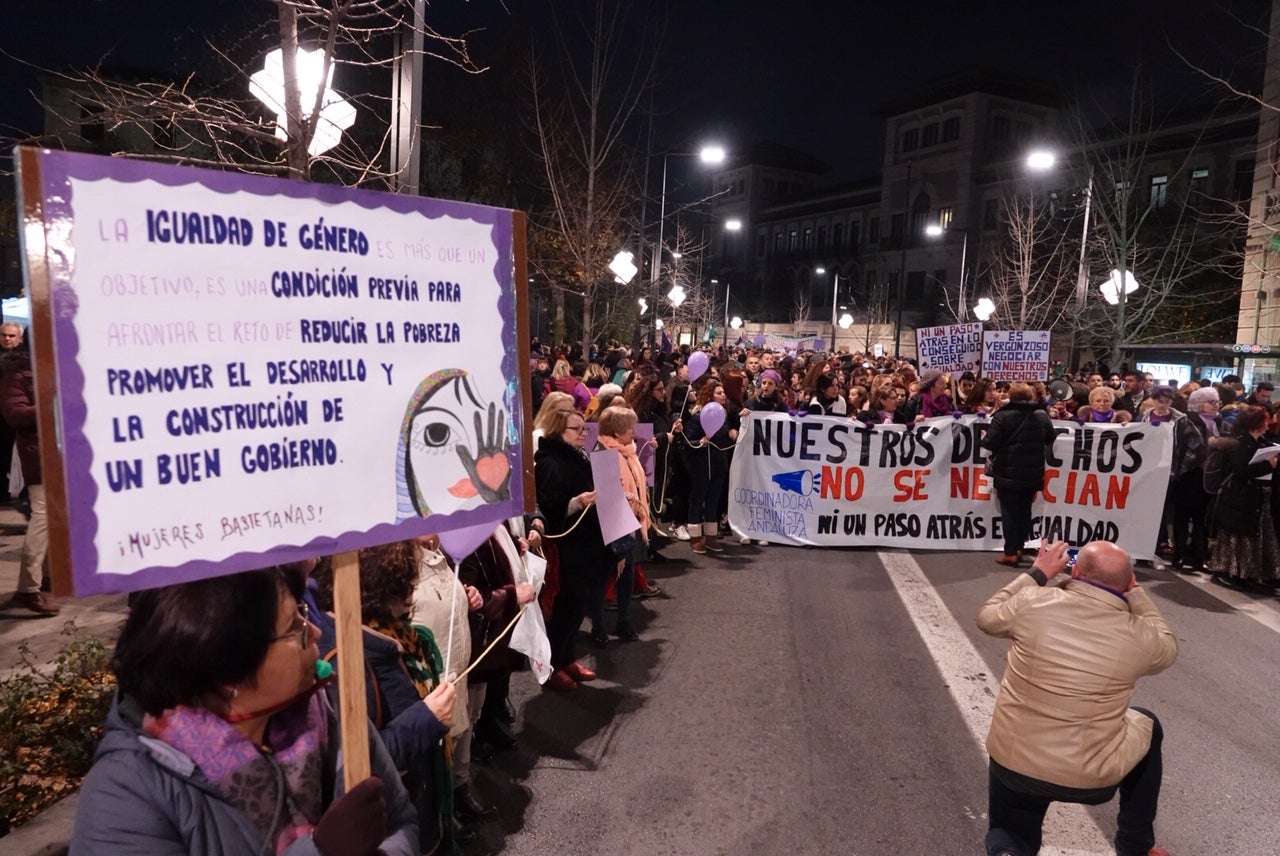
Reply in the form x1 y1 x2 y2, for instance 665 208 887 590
597 434 650 543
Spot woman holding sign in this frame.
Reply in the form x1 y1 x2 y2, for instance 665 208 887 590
535 408 607 691
71 568 418 856
1209 406 1280 587
982 382 1056 568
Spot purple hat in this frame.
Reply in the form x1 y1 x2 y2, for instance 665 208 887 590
760 369 783 385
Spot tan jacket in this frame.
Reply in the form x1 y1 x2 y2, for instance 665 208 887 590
977 574 1178 789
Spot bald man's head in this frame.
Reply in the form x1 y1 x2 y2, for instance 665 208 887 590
1074 541 1133 590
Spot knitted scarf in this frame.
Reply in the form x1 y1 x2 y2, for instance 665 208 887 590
367 616 456 854
597 434 651 542
920 392 952 418
143 693 327 855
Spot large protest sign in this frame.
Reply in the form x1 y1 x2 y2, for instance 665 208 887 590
982 330 1052 381
18 149 526 595
728 413 1172 559
915 322 982 372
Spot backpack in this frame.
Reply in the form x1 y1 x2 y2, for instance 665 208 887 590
1202 448 1228 495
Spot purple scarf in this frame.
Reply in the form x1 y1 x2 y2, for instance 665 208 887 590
920 392 952 418
1196 411 1219 438
144 693 329 854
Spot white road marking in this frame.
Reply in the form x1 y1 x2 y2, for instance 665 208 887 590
878 550 1114 856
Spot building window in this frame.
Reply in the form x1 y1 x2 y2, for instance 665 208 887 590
833 222 844 249
1149 174 1169 208
764 177 776 194
757 234 767 258
1014 120 1032 142
941 117 960 142
983 199 999 231
818 225 828 248
921 123 939 148
846 221 857 251
938 207 953 229
803 227 813 249
889 213 904 245
901 127 919 153
869 217 880 244
990 115 1010 142
866 270 877 291
789 230 798 251
1191 167 1209 182
80 104 105 145
774 231 785 253
735 179 745 195
1234 159 1255 201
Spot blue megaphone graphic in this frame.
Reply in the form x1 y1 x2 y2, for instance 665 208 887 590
772 469 816 496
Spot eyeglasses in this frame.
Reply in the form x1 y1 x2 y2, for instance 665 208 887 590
564 424 586 433
272 602 311 647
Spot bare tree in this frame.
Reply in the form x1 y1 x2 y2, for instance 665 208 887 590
1069 88 1245 365
791 288 813 334
526 0 659 352
27 1 481 183
982 190 1078 332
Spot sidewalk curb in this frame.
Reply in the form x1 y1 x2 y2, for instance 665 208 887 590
3 792 75 856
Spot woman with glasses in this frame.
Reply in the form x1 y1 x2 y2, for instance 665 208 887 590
72 567 419 856
535 407 607 691
858 385 908 425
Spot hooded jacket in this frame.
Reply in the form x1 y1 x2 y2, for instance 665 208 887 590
70 692 418 856
982 401 1055 493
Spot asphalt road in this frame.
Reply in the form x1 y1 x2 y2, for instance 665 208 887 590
467 541 1280 856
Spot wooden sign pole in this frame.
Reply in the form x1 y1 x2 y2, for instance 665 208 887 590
331 549 371 789
513 211 535 515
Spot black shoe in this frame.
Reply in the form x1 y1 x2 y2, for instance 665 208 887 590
451 814 477 843
614 621 639 642
454 784 497 820
495 699 516 725
589 627 609 647
646 550 669 564
475 720 517 752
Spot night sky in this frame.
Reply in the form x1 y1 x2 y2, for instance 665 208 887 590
1 0 1269 180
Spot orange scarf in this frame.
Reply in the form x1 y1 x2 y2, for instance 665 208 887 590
598 434 650 542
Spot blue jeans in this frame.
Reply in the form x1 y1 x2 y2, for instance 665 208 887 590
986 708 1163 856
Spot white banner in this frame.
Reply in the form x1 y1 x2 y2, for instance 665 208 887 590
982 330 1051 381
915 322 983 372
728 413 1172 559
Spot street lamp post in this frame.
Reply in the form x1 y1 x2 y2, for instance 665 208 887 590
892 163 913 358
1027 150 1095 366
925 224 969 321
648 145 726 347
817 266 841 353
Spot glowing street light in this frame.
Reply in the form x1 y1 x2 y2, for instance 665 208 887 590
700 145 727 164
610 250 638 284
250 47 357 156
1099 269 1140 305
637 297 649 315
838 312 854 329
1026 149 1057 172
667 284 687 307
973 297 996 321
724 219 743 232
730 316 743 329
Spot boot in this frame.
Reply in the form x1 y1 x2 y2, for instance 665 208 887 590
690 534 707 554
703 522 724 552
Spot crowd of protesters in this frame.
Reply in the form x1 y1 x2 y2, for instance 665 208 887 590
54 330 1280 855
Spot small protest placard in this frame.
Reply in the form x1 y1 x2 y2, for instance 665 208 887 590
981 330 1051 381
915 323 982 373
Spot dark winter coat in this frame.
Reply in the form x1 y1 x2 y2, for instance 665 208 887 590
535 434 608 573
0 345 39 485
458 532 526 683
70 692 418 856
982 401 1056 493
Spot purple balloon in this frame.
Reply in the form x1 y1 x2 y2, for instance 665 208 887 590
688 350 710 382
700 401 726 438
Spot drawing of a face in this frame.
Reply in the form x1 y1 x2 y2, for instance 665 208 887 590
395 369 512 521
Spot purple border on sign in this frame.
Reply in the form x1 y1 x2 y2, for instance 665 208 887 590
35 150 521 596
